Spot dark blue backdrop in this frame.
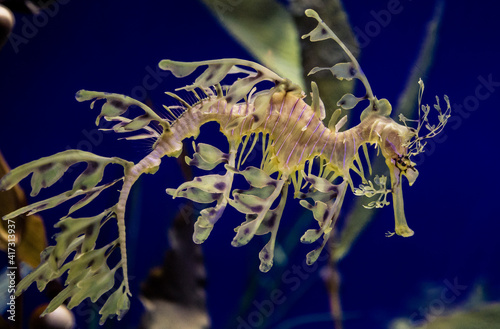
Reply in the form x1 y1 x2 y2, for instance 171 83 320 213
1 1 499 328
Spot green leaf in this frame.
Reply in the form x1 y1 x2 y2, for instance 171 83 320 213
199 0 304 88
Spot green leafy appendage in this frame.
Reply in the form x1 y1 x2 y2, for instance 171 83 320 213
0 143 133 323
0 84 177 323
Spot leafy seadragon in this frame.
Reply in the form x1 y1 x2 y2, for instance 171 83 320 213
0 9 450 324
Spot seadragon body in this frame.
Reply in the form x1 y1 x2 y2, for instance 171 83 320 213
0 10 450 324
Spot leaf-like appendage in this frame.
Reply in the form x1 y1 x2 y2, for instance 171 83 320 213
300 227 323 244
299 175 348 264
15 245 66 293
66 262 116 309
230 188 272 215
301 10 334 42
157 60 200 78
193 62 235 87
17 204 129 323
0 148 134 323
193 202 227 244
302 174 336 194
337 93 362 110
42 247 115 315
67 179 122 215
330 62 360 81
302 9 377 116
195 143 228 164
3 179 120 221
230 170 287 248
167 174 230 197
228 169 278 216
167 187 221 204
64 247 109 285
76 90 168 132
229 175 289 272
99 283 130 325
159 59 288 122
309 62 360 82
186 143 229 171
166 172 234 244
100 116 161 141
335 115 348 133
52 209 109 262
226 166 277 189
239 185 275 201
305 236 330 265
159 59 283 91
0 150 129 199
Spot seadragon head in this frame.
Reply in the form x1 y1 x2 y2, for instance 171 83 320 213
357 82 449 237
364 97 419 184
378 114 419 184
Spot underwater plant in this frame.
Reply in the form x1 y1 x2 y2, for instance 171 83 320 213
0 9 450 324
